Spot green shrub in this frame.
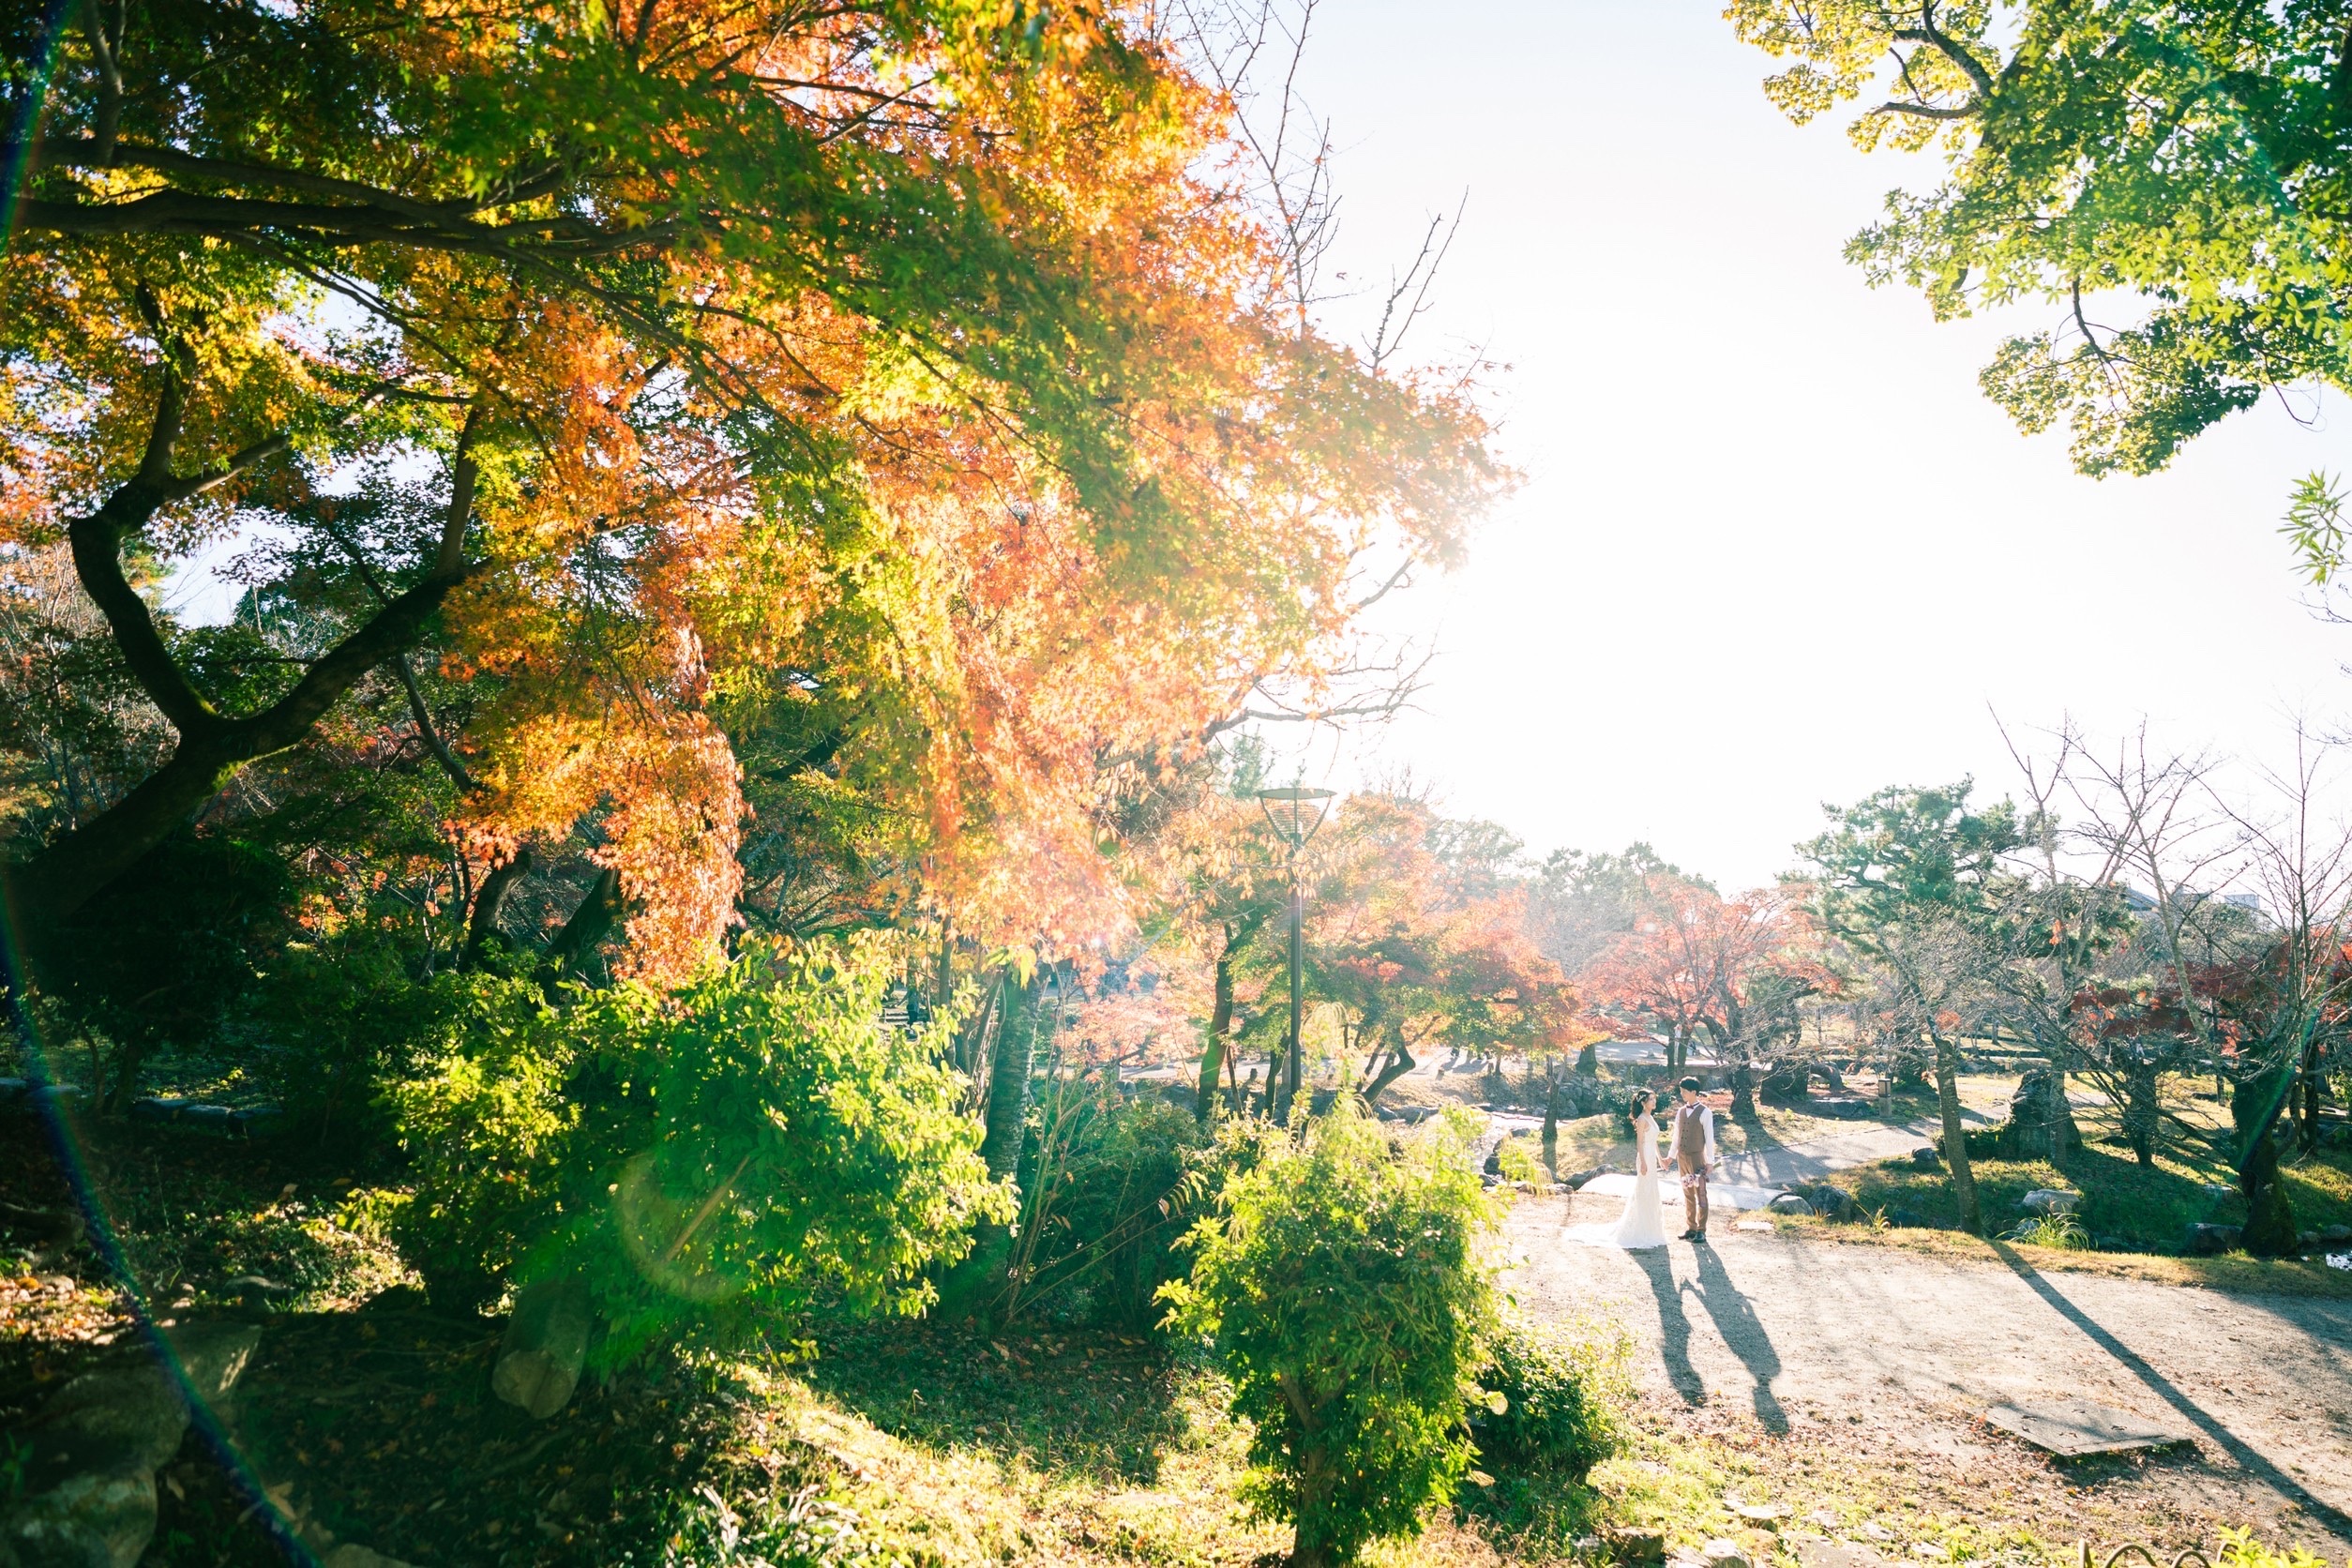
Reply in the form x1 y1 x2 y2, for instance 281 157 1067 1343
386 934 1013 1352
2002 1212 2091 1250
1495 1133 1546 1184
1161 1102 1500 1568
382 975 579 1314
1006 1085 1205 1330
625 1484 887 1568
2212 1528 2333 1568
1471 1314 1631 1477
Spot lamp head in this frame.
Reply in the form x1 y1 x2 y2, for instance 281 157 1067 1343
1256 786 1335 850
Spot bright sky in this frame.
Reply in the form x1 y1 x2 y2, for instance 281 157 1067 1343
1258 0 2352 892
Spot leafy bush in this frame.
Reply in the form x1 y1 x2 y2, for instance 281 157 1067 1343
2002 1212 2091 1250
1006 1084 1205 1330
2212 1528 2333 1568
1161 1102 1500 1568
627 1484 887 1568
385 935 1013 1352
1471 1314 1631 1478
381 976 581 1314
1494 1133 1547 1184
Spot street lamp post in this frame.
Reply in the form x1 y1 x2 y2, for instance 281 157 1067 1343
1256 786 1335 1119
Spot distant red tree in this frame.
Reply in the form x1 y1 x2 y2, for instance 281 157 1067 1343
1577 876 1822 1109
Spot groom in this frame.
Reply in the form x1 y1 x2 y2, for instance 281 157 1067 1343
1667 1077 1715 1242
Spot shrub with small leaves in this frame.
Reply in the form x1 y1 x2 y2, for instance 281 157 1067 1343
1161 1101 1500 1568
626 1484 889 1568
1471 1314 1631 1478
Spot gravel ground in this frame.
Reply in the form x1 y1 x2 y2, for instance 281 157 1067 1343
1507 1191 2352 1555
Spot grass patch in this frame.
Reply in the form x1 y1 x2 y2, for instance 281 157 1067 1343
1754 1214 2352 1298
1817 1100 2352 1259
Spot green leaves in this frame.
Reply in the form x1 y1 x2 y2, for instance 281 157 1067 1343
2282 470 2349 585
386 934 1011 1352
1161 1104 1500 1564
1728 0 2352 488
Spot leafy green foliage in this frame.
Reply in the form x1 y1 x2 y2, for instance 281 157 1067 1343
1161 1104 1500 1567
2279 472 2348 585
382 976 580 1316
2001 1213 2091 1251
1470 1315 1631 1479
385 936 1012 1348
628 1484 887 1568
1726 0 2352 480
1006 1085 1205 1332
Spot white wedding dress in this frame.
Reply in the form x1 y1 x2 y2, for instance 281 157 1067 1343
1564 1114 1670 1250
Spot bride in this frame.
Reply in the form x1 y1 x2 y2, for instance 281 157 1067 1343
1608 1088 1671 1249
1560 1087 1671 1249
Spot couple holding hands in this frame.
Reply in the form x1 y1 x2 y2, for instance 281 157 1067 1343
1606 1078 1716 1251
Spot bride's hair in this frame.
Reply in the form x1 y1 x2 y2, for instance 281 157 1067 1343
1628 1088 1652 1116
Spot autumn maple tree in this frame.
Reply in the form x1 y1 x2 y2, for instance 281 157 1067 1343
1239 793 1578 1108
1576 872 1818 1111
0 0 1501 999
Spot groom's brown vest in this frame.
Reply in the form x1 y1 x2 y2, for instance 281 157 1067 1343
1673 1102 1708 1166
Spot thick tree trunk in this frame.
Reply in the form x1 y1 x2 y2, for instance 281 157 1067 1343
461 846 533 970
2121 1056 2159 1167
545 867 626 976
13 381 476 927
1934 1033 1982 1234
2236 1066 2299 1257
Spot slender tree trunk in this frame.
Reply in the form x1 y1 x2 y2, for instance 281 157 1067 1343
1362 1042 1417 1107
2300 1042 2323 1153
981 980 1041 1184
1196 947 1235 1125
1934 1033 1981 1234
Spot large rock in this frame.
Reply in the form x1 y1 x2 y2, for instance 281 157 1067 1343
1990 1066 2084 1160
1 1323 259 1568
1802 1184 1857 1221
2 1472 158 1568
2018 1189 2079 1215
2185 1222 2243 1256
1768 1193 1816 1216
492 1274 592 1419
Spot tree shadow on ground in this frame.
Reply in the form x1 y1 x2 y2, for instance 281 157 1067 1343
801 1318 1192 1487
145 1304 754 1568
1988 1241 2352 1536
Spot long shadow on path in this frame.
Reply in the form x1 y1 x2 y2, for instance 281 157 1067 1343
1690 1243 1788 1433
1634 1247 1703 1406
1631 1244 1789 1431
1990 1242 2350 1535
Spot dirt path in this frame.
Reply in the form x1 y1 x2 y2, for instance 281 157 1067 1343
1507 1192 2352 1553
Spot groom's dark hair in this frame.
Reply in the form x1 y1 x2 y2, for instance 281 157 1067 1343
1678 1077 1701 1094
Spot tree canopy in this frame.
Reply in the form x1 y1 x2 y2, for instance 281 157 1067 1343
1726 0 2352 490
0 0 1502 989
